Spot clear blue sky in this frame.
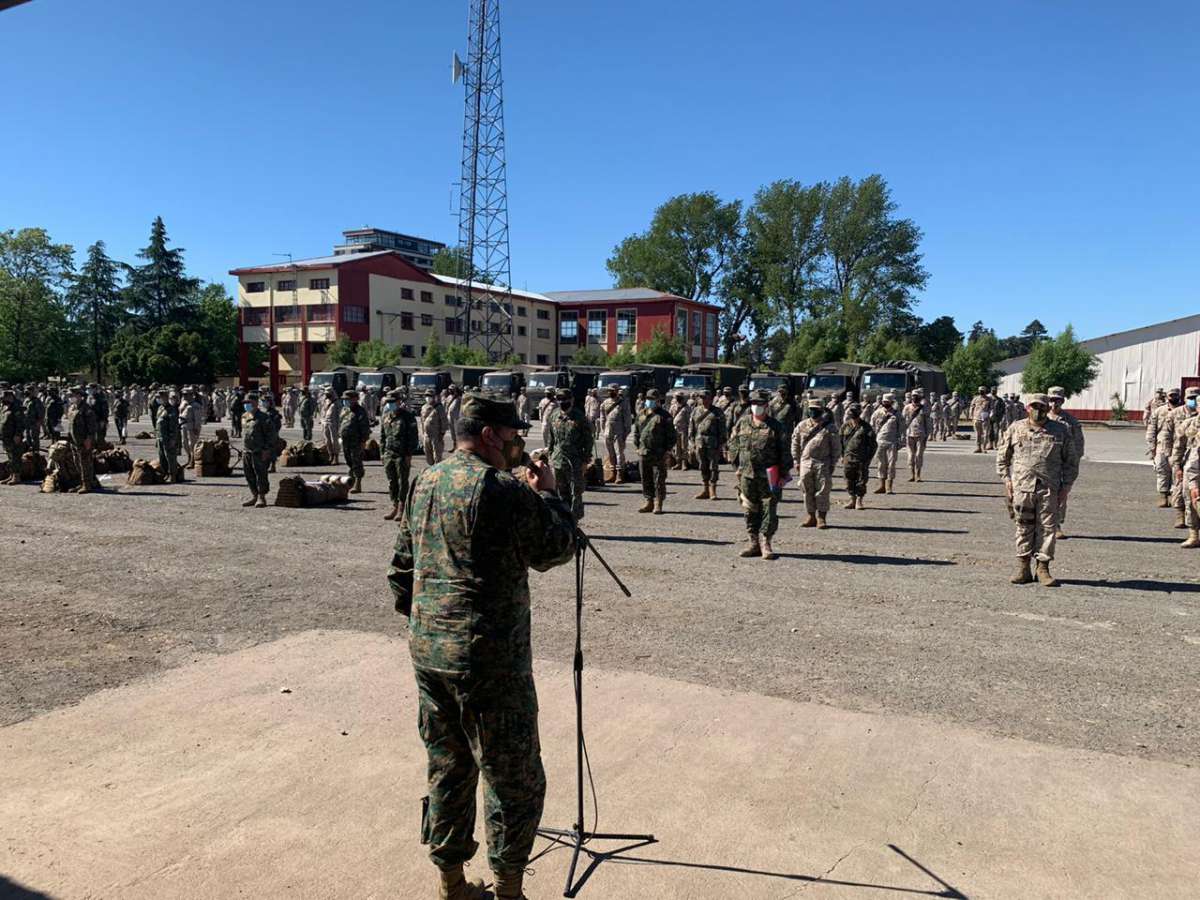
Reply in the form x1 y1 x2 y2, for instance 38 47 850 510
3 0 1197 340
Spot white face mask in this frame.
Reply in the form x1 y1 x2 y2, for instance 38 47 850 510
751 404 767 418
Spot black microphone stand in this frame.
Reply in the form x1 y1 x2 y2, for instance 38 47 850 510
536 526 657 897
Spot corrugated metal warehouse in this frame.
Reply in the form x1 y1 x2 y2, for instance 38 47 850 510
997 314 1200 421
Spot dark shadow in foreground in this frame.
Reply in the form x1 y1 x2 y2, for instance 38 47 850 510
0 875 58 900
778 553 955 567
1058 578 1200 594
1070 534 1181 545
528 838 968 899
828 525 968 536
876 507 978 516
588 534 734 547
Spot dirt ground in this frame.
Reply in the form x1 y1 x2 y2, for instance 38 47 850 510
1 421 1197 767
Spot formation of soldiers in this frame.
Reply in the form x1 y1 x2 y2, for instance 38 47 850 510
1144 385 1200 549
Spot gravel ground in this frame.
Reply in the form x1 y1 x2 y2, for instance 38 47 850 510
1 423 1197 766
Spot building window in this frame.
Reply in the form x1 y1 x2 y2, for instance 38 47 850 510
518 353 527 363
517 306 527 317
676 308 687 339
401 345 414 358
401 288 414 300
471 320 481 332
309 277 330 290
401 312 414 330
587 310 607 341
517 325 527 337
421 314 433 327
445 318 464 334
691 311 702 344
617 309 637 344
242 308 268 326
278 343 297 354
536 308 550 320
706 312 717 347
537 328 550 340
310 342 328 354
445 294 460 306
275 306 302 323
537 354 548 365
308 304 336 322
420 291 433 303
246 282 265 293
559 311 578 342
561 356 572 365
277 279 296 291
343 305 368 324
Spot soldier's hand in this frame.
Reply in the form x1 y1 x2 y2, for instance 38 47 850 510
1191 487 1199 503
1004 479 1013 499
527 458 557 493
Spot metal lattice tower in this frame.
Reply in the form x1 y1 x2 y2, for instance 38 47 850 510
455 0 513 360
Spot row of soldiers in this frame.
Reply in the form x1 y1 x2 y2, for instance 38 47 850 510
1144 385 1200 548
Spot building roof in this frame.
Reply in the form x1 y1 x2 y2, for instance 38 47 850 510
544 288 719 308
998 312 1200 372
429 273 552 304
229 250 400 275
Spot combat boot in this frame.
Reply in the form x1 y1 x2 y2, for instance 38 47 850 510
653 498 664 515
242 495 257 507
816 512 828 529
351 476 362 494
254 494 267 508
855 494 865 509
695 483 710 500
708 483 718 500
1055 527 1067 541
603 467 615 484
886 479 895 494
383 503 399 521
759 536 777 560
75 483 91 494
1011 557 1034 584
873 479 887 494
739 536 761 557
1157 491 1170 508
437 865 488 900
1035 560 1058 587
908 468 916 482
915 468 923 482
1181 529 1200 549
800 513 817 528
637 497 654 513
1175 508 1187 529
615 469 626 484
493 870 528 900
844 497 857 509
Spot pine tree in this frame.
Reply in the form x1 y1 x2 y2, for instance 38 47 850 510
125 216 199 329
68 241 125 380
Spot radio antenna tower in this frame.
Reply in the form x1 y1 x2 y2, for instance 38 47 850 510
452 0 513 360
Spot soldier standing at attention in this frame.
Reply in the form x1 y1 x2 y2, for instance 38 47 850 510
769 382 800 475
1171 387 1200 546
66 385 98 493
840 402 877 509
870 393 902 494
1157 388 1194 530
1047 386 1086 539
112 390 129 445
0 387 25 485
725 383 752 435
688 387 726 499
380 388 421 521
1144 387 1166 424
545 387 592 521
514 386 529 423
262 392 283 472
299 388 316 442
669 391 691 470
599 384 631 484
421 390 450 466
903 389 932 482
632 388 676 514
240 391 274 508
446 385 462 445
22 385 44 453
90 383 109 444
156 390 182 483
792 397 842 529
227 386 243 437
970 387 992 453
997 394 1079 586
321 388 341 465
388 395 574 900
44 386 63 443
1147 387 1182 508
179 388 204 467
728 388 786 559
340 389 372 494
282 385 298 429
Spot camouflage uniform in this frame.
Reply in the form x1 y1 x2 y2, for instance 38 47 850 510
996 404 1080 580
0 393 24 481
299 391 316 441
870 400 902 491
903 398 932 480
688 396 726 496
66 393 98 491
970 391 992 452
792 409 842 521
45 391 64 442
1048 391 1086 531
633 393 676 512
92 388 109 443
112 395 128 444
1179 411 1200 544
840 412 877 503
23 391 44 453
669 394 691 469
339 394 372 486
768 391 800 471
388 441 575 879
1147 397 1182 501
381 400 421 509
545 393 593 521
728 406 786 552
599 392 631 480
156 396 182 483
420 397 450 465
242 398 276 503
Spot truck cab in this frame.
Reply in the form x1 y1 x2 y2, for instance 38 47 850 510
806 362 870 401
480 370 525 398
749 371 808 396
407 369 452 397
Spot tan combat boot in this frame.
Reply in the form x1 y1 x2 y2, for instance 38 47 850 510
493 870 528 900
615 470 626 484
1182 529 1200 549
241 495 257 507
908 467 916 482
1055 527 1067 541
1157 492 1170 508
739 536 761 557
1175 508 1187 529
254 494 268 508
759 536 777 560
873 479 887 494
915 468 923 482
637 497 654 513
856 494 865 509
1035 560 1058 587
351 476 362 494
801 513 817 527
844 497 857 509
695 483 710 500
383 503 399 521
886 479 895 494
816 512 828 529
75 483 91 494
653 498 664 515
1011 557 1034 584
708 483 718 500
437 865 488 900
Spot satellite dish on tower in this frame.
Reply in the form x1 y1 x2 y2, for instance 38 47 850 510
452 51 465 85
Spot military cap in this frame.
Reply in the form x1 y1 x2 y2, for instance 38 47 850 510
1026 393 1050 408
1155 387 1166 394
881 393 896 403
751 389 770 403
342 389 358 399
607 383 619 392
460 393 529 430
847 402 862 414
912 388 924 397
245 390 260 401
387 388 404 401
721 386 734 395
737 383 750 394
701 387 714 397
646 388 662 400
1186 387 1200 399
1168 387 1182 398
555 387 573 400
156 388 168 396
806 397 826 410
1047 386 1066 398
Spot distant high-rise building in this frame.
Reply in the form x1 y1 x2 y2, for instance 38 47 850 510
333 227 446 270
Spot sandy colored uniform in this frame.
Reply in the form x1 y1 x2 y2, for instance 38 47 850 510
791 417 842 515
997 418 1080 562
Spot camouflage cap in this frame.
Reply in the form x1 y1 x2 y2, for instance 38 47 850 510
646 388 662 400
1168 387 1182 398
460 393 529 430
848 402 862 413
1026 393 1050 408
738 383 750 394
882 393 896 403
807 397 826 410
607 383 619 392
245 390 260 401
555 387 573 400
342 389 358 399
751 389 770 403
1186 387 1200 399
1047 386 1066 398
387 388 404 401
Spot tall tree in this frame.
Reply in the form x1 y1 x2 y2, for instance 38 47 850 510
0 227 77 381
1020 326 1099 396
821 175 928 356
431 246 485 284
327 334 357 365
196 283 240 376
744 180 827 338
917 315 962 364
125 216 199 329
68 241 125 380
943 333 1004 395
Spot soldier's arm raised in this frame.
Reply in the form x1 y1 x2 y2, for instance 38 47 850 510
503 472 576 572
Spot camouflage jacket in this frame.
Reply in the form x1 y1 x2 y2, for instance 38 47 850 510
599 396 631 436
688 403 726 449
113 397 129 420
903 403 931 439
1182 417 1200 487
242 408 276 454
969 395 992 422
156 406 181 444
299 394 316 419
419 402 449 441
23 396 44 424
1050 409 1085 459
92 393 109 422
1146 402 1180 456
725 400 751 433
545 405 593 467
633 407 676 460
996 418 1079 492
340 404 372 444
1170 409 1198 468
791 418 842 469
729 415 785 479
45 396 64 426
380 409 421 459
840 419 877 463
67 403 96 445
389 450 576 675
768 396 800 437
0 402 23 443
870 407 902 444
1157 405 1190 462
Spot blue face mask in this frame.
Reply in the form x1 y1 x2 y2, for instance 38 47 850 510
1188 399 1197 410
384 402 396 413
243 403 254 412
342 400 350 409
644 400 655 410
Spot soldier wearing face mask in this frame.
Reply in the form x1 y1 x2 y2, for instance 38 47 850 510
791 397 842 529
1147 387 1182 508
728 388 786 559
380 388 421 521
0 387 25 485
545 387 592 521
299 387 316 442
996 394 1079 586
632 388 676 515
240 390 274 507
1047 386 1085 539
339 390 372 493
66 385 99 492
156 390 182 483
1178 388 1200 549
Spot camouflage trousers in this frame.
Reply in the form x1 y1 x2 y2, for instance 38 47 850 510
344 440 364 479
695 445 721 485
875 442 898 480
383 455 412 505
906 436 927 472
603 432 627 469
975 421 988 451
3 440 19 475
157 440 179 482
739 475 779 539
415 667 546 876
1014 483 1060 561
74 444 96 489
800 462 833 514
640 455 668 501
300 415 313 441
844 459 870 497
244 453 270 496
554 461 586 521
1154 454 1172 494
423 435 444 466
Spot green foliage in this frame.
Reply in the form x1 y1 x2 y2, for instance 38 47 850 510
744 180 827 336
916 315 962 364
104 323 214 385
421 330 445 367
196 283 239 376
355 339 405 368
943 333 1004 396
499 353 524 367
443 344 490 366
999 319 1049 358
634 327 686 365
327 334 357 366
124 217 199 329
1020 325 1099 396
780 317 848 373
608 344 638 367
570 345 610 367
855 328 921 365
1110 392 1127 422
431 247 490 284
68 241 126 380
0 227 79 381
